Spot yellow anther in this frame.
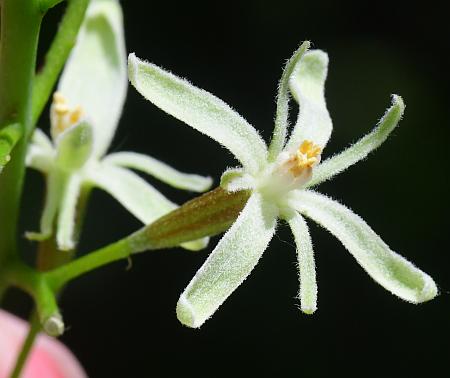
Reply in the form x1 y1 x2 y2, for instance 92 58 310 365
50 92 84 139
69 106 83 125
287 140 322 176
53 92 66 105
54 104 70 115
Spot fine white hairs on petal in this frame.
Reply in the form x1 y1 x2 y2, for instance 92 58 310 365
289 190 438 304
176 193 278 328
128 53 268 174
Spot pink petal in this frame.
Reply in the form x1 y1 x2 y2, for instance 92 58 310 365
0 309 86 378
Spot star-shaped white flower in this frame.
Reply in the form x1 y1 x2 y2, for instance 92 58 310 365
128 41 438 328
26 0 212 251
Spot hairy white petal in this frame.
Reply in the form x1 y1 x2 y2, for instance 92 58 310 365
268 41 310 161
309 95 404 187
26 145 54 173
103 151 212 192
32 128 53 152
286 50 332 151
85 163 177 225
85 163 207 251
286 211 317 314
56 175 82 251
57 0 127 157
289 190 437 303
26 171 67 243
220 167 256 192
128 53 268 174
177 193 278 328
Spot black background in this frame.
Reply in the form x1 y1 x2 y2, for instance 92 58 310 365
5 1 450 377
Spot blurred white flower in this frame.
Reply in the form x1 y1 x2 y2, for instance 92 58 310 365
26 0 211 251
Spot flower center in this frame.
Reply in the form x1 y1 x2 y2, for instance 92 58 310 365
51 92 84 139
258 140 322 199
285 140 322 177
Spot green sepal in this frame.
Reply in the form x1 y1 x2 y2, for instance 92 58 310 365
55 121 93 171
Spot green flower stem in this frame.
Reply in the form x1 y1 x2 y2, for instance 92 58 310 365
9 187 91 375
0 123 22 170
4 261 61 326
46 238 132 291
32 0 89 125
10 312 41 378
46 188 250 289
0 0 43 267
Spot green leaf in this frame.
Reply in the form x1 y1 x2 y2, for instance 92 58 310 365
289 190 437 304
128 53 268 174
176 192 278 328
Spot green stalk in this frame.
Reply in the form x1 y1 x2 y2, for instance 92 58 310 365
0 0 43 267
32 0 89 125
9 312 41 378
4 261 60 327
46 188 250 290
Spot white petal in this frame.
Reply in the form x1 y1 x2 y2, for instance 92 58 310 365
26 171 67 242
56 175 82 251
285 211 317 314
286 50 332 151
86 163 208 251
57 0 127 157
85 163 177 225
220 167 256 192
32 128 53 152
103 151 212 192
26 144 54 173
308 95 405 187
26 129 55 172
128 53 268 174
289 190 437 303
268 41 310 161
176 193 278 328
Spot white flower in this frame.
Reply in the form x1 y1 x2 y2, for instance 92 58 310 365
26 0 212 251
128 41 438 328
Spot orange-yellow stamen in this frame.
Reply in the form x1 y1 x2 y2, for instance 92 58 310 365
288 140 322 176
51 92 84 138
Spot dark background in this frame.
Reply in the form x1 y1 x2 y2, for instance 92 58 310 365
5 1 450 377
